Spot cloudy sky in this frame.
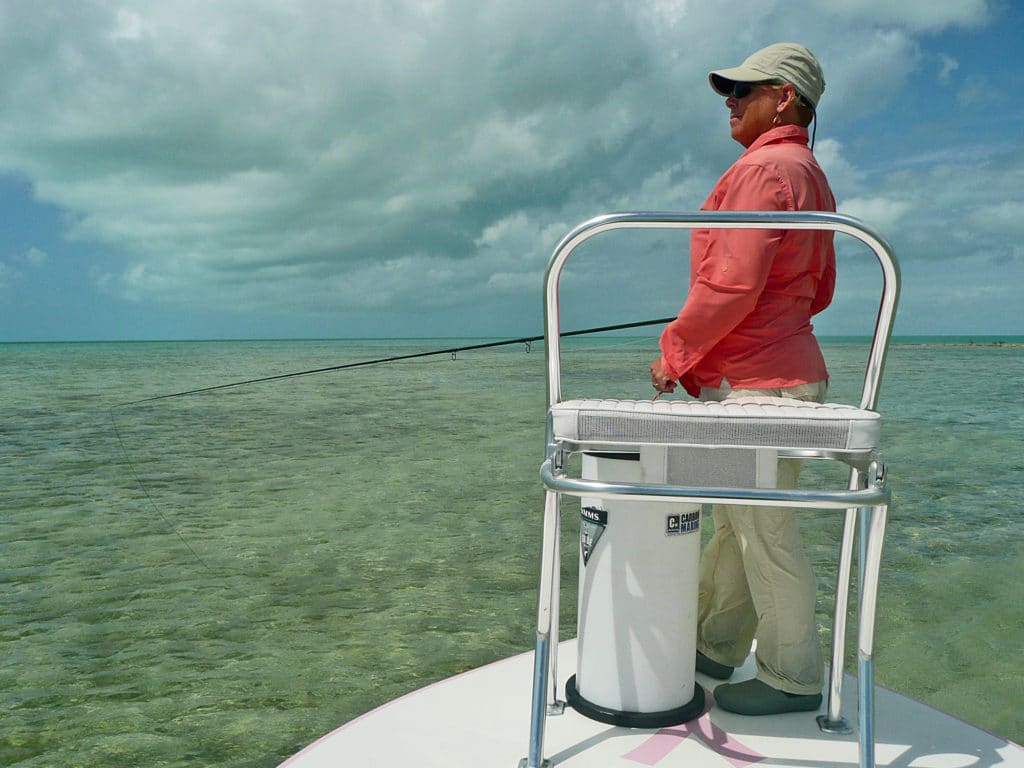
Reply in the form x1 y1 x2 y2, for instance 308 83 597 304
1 1 1021 341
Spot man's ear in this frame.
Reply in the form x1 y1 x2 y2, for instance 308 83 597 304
778 83 798 112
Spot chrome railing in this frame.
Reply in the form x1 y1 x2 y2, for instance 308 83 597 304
523 211 900 768
543 211 899 410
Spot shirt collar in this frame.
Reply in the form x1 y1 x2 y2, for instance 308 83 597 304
742 124 810 156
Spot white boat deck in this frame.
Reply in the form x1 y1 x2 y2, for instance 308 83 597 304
278 639 1024 768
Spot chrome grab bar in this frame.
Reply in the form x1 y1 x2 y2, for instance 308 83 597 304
543 211 900 412
540 458 890 508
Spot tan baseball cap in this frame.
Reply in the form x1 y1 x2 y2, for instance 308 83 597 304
709 42 825 107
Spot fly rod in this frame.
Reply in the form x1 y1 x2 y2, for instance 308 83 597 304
115 316 675 407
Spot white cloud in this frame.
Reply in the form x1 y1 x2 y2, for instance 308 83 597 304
813 139 864 199
0 0 1014 335
938 54 960 84
19 247 49 267
815 28 920 118
110 9 146 42
966 201 1024 239
839 196 913 234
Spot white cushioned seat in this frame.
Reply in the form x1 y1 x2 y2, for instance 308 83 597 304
549 396 880 453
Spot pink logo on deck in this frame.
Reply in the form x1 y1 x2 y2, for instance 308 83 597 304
622 695 764 767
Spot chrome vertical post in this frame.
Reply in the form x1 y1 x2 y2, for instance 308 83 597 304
522 489 561 768
549 512 563 713
856 464 888 768
818 471 862 733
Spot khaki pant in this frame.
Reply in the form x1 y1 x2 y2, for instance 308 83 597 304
696 381 827 695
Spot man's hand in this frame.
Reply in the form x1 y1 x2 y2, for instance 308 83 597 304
650 357 676 396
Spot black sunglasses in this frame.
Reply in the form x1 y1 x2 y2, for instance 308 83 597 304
728 81 778 99
727 79 813 105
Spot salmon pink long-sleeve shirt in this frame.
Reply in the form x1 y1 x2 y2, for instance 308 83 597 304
659 125 836 395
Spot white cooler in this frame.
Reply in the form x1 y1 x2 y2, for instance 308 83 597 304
565 444 777 727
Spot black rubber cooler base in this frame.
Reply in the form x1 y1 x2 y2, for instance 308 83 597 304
565 674 706 728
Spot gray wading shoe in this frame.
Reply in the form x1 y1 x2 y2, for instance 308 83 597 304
696 651 735 680
713 678 822 716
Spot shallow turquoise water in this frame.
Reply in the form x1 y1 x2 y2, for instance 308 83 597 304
2 337 1022 766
